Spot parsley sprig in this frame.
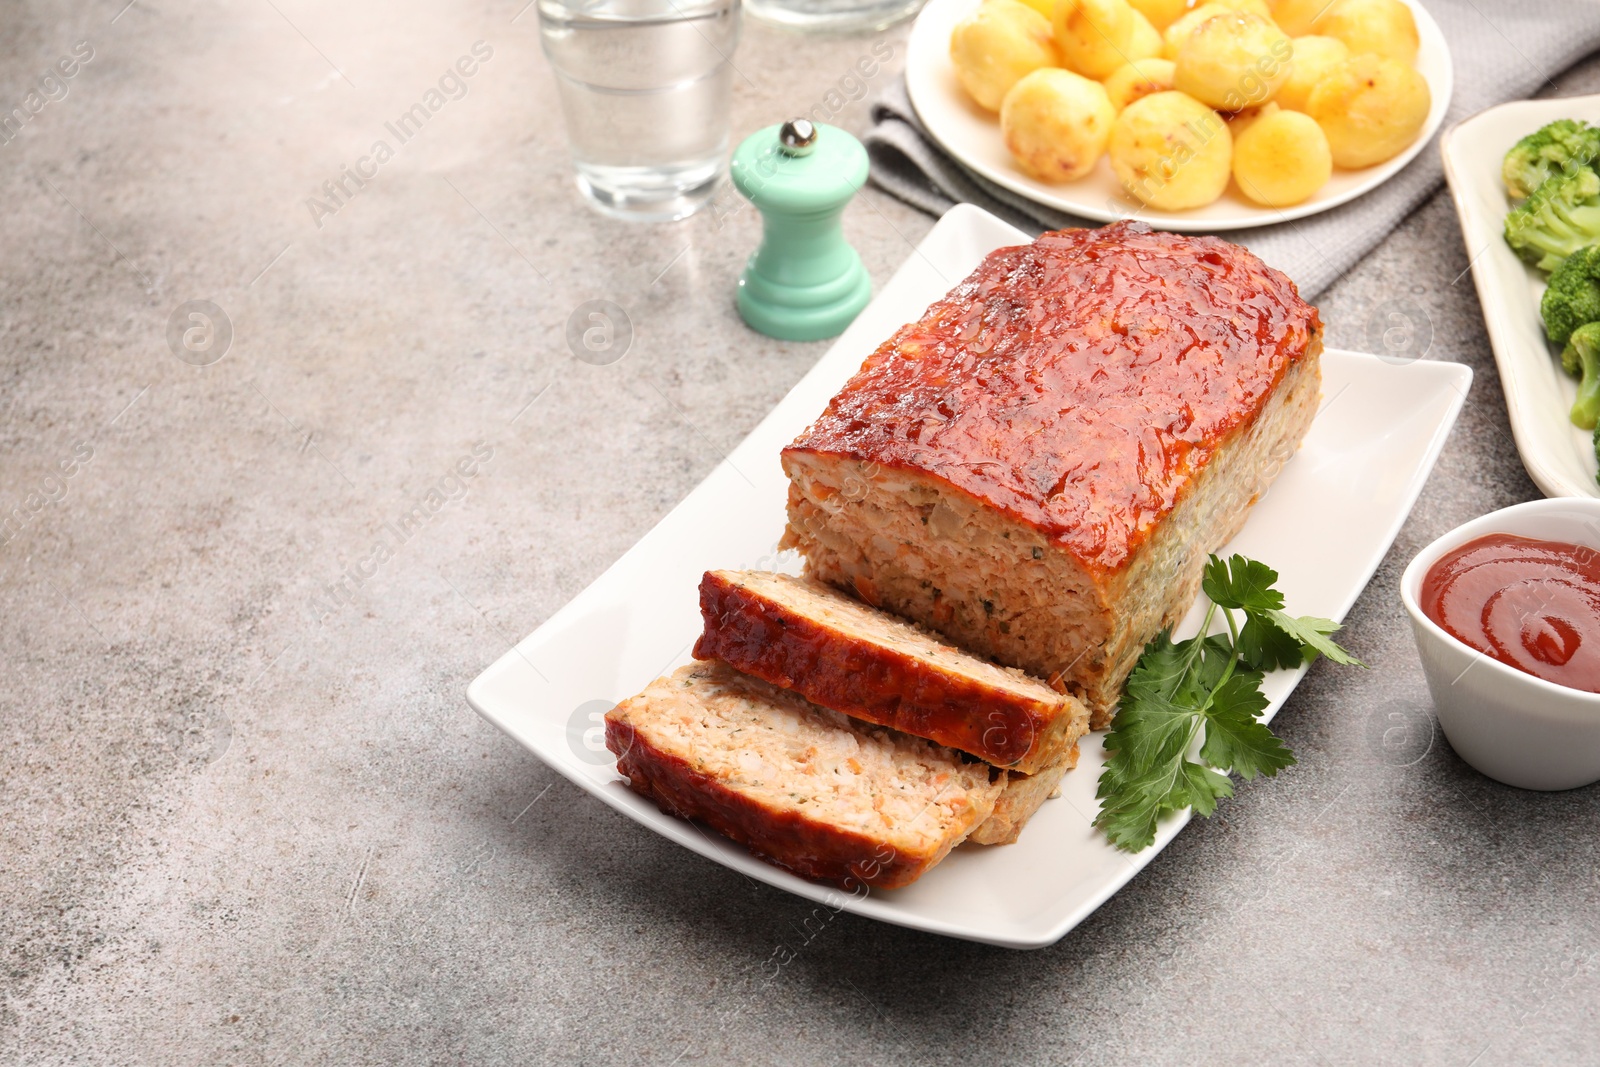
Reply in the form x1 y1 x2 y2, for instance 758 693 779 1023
1094 554 1364 852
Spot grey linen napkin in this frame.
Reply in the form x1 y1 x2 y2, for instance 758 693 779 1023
866 0 1600 298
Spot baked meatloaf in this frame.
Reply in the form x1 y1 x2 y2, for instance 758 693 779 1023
781 220 1322 726
692 569 1088 773
605 661 1002 890
967 747 1076 846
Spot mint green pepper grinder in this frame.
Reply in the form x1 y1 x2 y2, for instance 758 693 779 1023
731 119 871 342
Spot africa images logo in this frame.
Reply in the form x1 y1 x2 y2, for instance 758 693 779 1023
309 441 494 623
0 40 94 147
304 41 494 229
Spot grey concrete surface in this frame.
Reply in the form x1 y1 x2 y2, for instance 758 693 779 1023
2 1 1599 1063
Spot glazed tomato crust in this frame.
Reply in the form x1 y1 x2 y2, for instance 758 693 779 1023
692 571 1066 770
605 718 930 890
784 220 1322 573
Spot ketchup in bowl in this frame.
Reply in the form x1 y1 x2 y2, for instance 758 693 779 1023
1420 533 1600 693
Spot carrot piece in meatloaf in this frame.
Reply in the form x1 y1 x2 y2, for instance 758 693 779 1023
780 220 1323 727
692 569 1087 774
605 661 1002 890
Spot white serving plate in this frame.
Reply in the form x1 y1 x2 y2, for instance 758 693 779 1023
467 204 1472 949
905 0 1453 232
1442 94 1600 499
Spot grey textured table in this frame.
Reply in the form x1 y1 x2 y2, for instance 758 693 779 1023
4 3 1599 1064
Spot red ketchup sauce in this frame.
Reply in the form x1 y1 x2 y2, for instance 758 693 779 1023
1420 533 1600 693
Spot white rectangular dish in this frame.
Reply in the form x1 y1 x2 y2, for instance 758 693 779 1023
467 204 1472 948
1442 94 1600 498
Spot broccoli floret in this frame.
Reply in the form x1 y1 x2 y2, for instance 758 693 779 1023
1505 169 1600 273
1504 119 1600 199
1562 334 1583 376
1541 244 1600 345
1560 322 1600 429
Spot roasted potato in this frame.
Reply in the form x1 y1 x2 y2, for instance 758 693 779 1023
1231 108 1332 205
1269 0 1326 35
1307 53 1430 167
1128 8 1165 61
1226 100 1278 139
1172 12 1291 111
1314 0 1420 65
1015 0 1057 17
1213 0 1273 17
1109 90 1232 208
1274 34 1351 113
1056 0 1138 80
1127 0 1189 30
1164 0 1260 58
1162 3 1229 58
1001 68 1118 181
950 0 1060 112
1102 57 1177 110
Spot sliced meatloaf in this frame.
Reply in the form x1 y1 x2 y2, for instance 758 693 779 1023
968 745 1077 846
781 220 1322 727
605 661 1002 890
692 569 1087 773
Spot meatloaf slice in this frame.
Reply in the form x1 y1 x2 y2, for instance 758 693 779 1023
605 661 1002 890
968 745 1077 846
781 221 1323 727
692 569 1088 774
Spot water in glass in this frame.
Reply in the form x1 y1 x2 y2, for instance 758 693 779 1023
539 0 740 221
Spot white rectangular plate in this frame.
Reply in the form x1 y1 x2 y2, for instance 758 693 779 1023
1443 94 1600 498
467 204 1472 949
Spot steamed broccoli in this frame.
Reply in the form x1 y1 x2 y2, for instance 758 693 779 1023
1504 168 1600 273
1503 119 1600 199
1541 244 1600 345
1560 322 1600 429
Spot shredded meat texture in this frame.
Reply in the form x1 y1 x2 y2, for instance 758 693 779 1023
605 662 1004 889
966 744 1077 847
692 569 1086 773
786 220 1321 574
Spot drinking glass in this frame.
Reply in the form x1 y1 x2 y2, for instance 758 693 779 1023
539 0 740 221
742 0 925 32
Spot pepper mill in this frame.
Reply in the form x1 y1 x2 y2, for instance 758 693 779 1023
731 119 871 342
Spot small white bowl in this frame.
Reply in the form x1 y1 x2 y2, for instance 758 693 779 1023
1401 498 1600 790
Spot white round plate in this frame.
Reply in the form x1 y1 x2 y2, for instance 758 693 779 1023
905 0 1455 232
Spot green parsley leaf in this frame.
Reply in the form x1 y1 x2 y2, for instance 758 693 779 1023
1237 613 1305 671
1193 632 1236 691
1095 552 1361 853
1198 671 1296 780
1178 761 1235 817
1098 672 1196 799
1097 740 1212 850
1122 629 1195 703
1201 554 1285 613
1264 610 1366 667
1094 784 1173 853
1098 741 1236 850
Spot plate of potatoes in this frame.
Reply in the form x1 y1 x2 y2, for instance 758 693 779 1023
910 0 1452 230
